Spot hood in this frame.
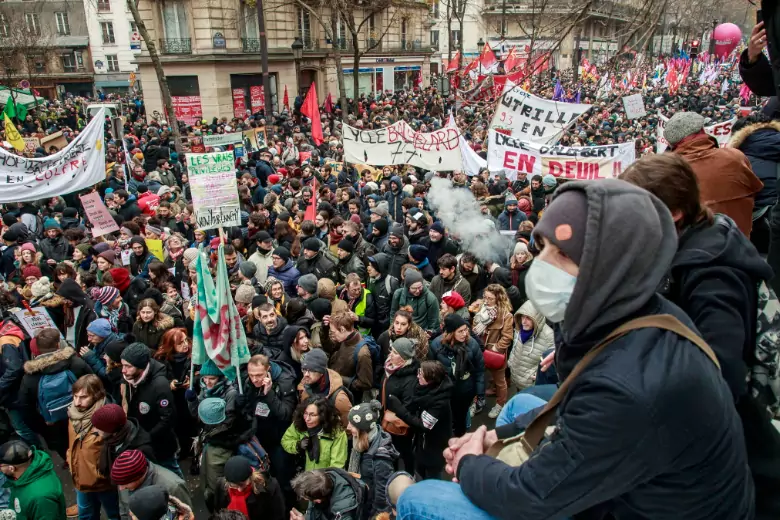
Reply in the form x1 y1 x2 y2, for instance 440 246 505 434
556 179 677 346
24 346 76 374
371 252 391 276
146 358 169 381
325 470 359 514
673 134 719 160
514 300 545 337
370 428 401 460
5 449 54 488
729 121 780 159
57 278 91 307
492 267 512 287
0 321 25 343
390 176 402 189
327 369 345 395
281 325 307 351
671 214 773 283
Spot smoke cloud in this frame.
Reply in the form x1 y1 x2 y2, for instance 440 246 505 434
427 177 512 263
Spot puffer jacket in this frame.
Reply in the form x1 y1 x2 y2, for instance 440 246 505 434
251 315 288 358
132 313 175 351
390 287 440 334
384 177 405 222
67 400 112 492
268 259 301 297
507 300 554 389
359 428 399 518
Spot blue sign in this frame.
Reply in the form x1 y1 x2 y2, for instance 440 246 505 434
213 32 226 49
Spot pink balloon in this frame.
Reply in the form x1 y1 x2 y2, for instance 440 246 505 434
713 23 742 58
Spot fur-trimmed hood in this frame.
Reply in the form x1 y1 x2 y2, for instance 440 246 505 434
37 294 67 308
24 346 76 374
152 312 174 330
728 120 780 149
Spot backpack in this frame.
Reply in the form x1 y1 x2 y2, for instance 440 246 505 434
38 370 77 423
238 436 271 473
326 468 370 520
752 281 780 416
351 336 383 389
329 385 354 409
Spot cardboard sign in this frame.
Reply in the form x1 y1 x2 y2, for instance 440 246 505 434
147 238 165 261
203 132 244 147
656 114 736 153
120 249 132 266
486 129 636 180
622 94 647 119
79 192 119 237
23 137 40 152
14 307 59 339
187 151 241 230
40 131 68 152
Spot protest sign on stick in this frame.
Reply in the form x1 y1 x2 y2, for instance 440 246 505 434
622 94 647 119
187 151 241 230
79 192 120 237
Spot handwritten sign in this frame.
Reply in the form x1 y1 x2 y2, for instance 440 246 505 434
187 151 241 230
622 94 647 119
23 137 40 152
147 238 165 261
203 132 244 147
14 307 59 339
79 192 119 237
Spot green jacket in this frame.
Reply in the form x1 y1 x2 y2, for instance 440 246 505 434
3 449 66 520
281 425 348 471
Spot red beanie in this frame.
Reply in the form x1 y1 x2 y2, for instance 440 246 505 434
22 265 42 279
442 290 465 310
111 449 148 485
268 174 280 185
108 268 131 293
91 403 127 434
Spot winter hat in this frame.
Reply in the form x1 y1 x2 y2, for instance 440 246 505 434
301 348 328 374
87 318 112 338
442 290 466 310
93 242 111 254
373 219 389 235
43 218 61 231
273 247 290 262
183 248 199 263
664 112 705 146
302 237 321 252
430 221 445 234
1 228 19 243
20 265 41 281
317 278 336 300
108 268 131 292
251 295 267 309
75 243 91 257
121 342 151 369
31 277 52 298
542 175 557 189
504 194 518 208
235 283 256 305
111 449 148 485
533 190 588 266
198 397 227 425
338 239 355 253
128 485 170 520
223 456 254 484
404 269 423 289
297 273 318 295
239 261 257 279
91 403 127 433
268 173 280 185
513 242 529 256
389 222 404 239
0 440 32 465
391 338 415 361
20 242 36 254
209 237 223 250
255 231 272 244
199 358 222 377
348 400 382 432
444 313 469 333
104 340 127 363
96 286 120 306
98 250 117 265
370 206 389 218
309 298 332 320
408 245 428 263
518 198 532 212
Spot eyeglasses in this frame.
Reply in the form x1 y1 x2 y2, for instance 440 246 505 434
271 256 282 261
303 412 319 418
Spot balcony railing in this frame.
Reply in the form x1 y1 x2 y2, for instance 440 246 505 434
242 38 261 52
159 38 191 54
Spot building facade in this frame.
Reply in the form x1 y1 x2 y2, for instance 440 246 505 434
83 0 143 93
134 0 435 123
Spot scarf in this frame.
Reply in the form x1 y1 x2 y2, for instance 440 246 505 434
450 340 470 381
306 426 323 463
520 327 534 344
68 397 104 437
168 247 184 262
227 485 251 516
63 300 75 328
98 421 134 477
328 228 343 246
472 304 497 337
384 357 407 378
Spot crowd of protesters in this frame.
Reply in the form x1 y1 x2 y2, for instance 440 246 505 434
0 24 778 520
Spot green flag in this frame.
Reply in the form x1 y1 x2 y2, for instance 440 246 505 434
3 99 16 120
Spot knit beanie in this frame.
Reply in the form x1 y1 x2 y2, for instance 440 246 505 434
31 277 52 298
273 247 290 262
104 340 127 363
297 274 318 295
128 485 170 520
389 222 404 239
86 318 112 338
442 290 465 310
21 265 41 279
338 239 355 253
43 218 61 231
309 298 332 320
391 338 415 361
199 358 222 377
111 449 148 485
20 242 36 254
121 342 151 369
235 283 256 305
223 456 254 484
430 221 445 234
183 248 199 263
93 242 111 254
75 243 92 257
444 313 468 333
532 190 588 266
373 219 388 235
664 112 705 146
198 397 227 425
348 400 382 432
91 403 127 433
96 286 120 306
302 237 321 252
317 278 336 301
408 245 428 263
108 268 131 292
98 250 117 265
239 261 257 279
404 269 423 289
542 175 557 188
301 348 328 374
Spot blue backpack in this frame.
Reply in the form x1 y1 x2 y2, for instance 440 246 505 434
38 370 77 423
352 336 383 389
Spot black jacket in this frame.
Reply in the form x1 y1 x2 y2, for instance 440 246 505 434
252 316 288 358
358 429 398 519
296 251 337 280
0 323 27 409
39 236 71 263
121 358 178 460
118 200 141 221
420 235 460 274
428 335 485 398
381 359 419 412
729 121 780 209
338 253 367 284
491 267 523 313
277 326 307 384
241 360 298 450
209 476 286 520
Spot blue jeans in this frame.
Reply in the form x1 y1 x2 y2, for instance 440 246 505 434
76 489 120 520
397 394 546 520
0 473 9 509
7 409 40 448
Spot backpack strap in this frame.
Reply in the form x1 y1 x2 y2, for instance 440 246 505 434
521 314 720 451
352 338 367 369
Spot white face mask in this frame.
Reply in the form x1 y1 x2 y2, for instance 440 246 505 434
526 259 577 323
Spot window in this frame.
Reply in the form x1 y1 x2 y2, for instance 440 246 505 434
24 13 40 36
401 18 407 49
0 14 8 37
240 2 257 38
97 0 110 11
431 1 439 18
450 29 460 47
296 8 311 47
430 30 439 49
101 22 115 43
55 12 70 36
61 53 75 72
162 0 188 40
106 54 119 71
32 56 45 72
130 22 137 33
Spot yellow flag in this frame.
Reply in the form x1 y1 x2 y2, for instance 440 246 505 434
3 114 24 152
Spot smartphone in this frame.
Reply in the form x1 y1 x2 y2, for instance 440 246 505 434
757 10 763 24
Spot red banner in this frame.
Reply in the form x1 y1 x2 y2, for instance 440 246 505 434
250 86 265 113
232 88 247 119
171 96 203 127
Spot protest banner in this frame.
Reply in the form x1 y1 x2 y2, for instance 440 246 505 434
486 129 636 180
14 307 59 339
622 94 647 119
0 108 106 203
203 132 244 147
147 238 165 261
187 151 241 230
447 114 485 176
342 120 463 171
172 95 203 127
656 114 736 153
79 192 120 237
489 82 592 144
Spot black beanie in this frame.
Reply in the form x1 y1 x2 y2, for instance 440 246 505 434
309 298 332 320
223 456 254 483
338 239 355 253
256 230 272 243
128 485 170 520
302 237 321 252
273 247 291 262
532 190 588 266
104 340 127 363
444 313 468 333
373 219 388 235
121 342 151 369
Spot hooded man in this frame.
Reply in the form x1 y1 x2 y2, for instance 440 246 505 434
366 253 399 334
380 223 410 281
385 176 405 222
497 195 527 231
390 269 440 335
369 218 389 251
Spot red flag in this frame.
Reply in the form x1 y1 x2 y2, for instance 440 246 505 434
667 67 680 94
463 58 478 76
504 47 519 72
304 180 318 222
446 51 460 73
325 93 333 114
301 82 323 145
283 85 289 110
479 42 496 70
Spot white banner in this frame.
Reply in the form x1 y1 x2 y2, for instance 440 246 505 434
656 114 736 153
447 114 485 176
186 151 241 230
490 83 592 144
203 132 244 147
487 129 636 181
342 121 463 171
0 108 106 203
622 94 647 119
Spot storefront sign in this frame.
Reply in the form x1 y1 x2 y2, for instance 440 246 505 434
376 58 395 63
172 96 203 127
187 151 241 230
249 86 264 113
79 192 120 237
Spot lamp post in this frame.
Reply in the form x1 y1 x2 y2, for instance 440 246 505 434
709 19 718 55
477 38 484 74
292 37 304 96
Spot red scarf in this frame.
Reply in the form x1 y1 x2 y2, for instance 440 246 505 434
227 485 251 516
329 228 343 246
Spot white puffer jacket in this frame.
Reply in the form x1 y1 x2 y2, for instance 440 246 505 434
507 300 554 389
